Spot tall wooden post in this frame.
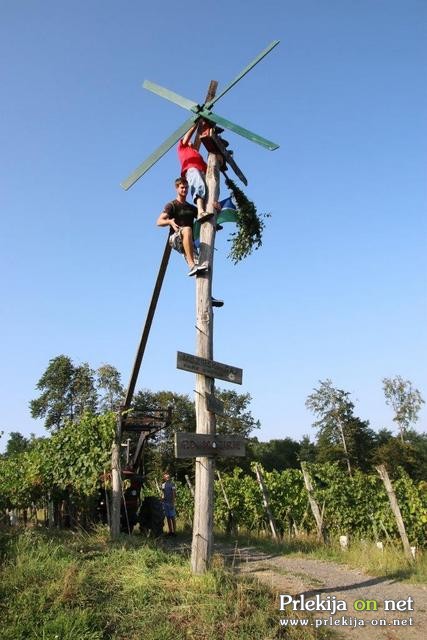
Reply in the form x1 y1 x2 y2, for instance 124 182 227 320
110 414 122 540
191 153 220 573
376 464 414 563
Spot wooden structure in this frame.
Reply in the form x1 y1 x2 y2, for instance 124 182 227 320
118 42 280 573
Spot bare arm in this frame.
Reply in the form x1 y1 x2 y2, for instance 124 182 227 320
156 211 179 233
181 122 198 147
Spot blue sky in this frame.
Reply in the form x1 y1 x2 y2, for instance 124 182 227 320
1 0 426 451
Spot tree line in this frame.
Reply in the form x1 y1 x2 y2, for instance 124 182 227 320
0 355 425 530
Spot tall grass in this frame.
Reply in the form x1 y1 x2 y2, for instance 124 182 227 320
0 527 334 640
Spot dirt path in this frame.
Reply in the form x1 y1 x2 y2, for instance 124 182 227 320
218 544 427 640
165 538 426 639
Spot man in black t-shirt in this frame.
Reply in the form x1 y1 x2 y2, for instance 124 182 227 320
157 177 209 277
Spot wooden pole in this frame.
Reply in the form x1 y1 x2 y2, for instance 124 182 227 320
191 152 220 574
254 464 280 541
110 414 122 540
185 474 195 497
301 462 326 543
376 464 414 563
109 236 171 539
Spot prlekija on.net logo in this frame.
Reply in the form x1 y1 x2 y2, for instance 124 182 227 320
279 594 414 615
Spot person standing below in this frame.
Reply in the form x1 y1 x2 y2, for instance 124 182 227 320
161 472 177 536
157 177 209 277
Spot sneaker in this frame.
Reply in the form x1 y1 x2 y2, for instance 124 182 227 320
212 297 224 307
196 261 209 274
216 224 223 231
187 264 198 277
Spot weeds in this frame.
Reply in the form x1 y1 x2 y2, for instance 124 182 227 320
0 527 335 640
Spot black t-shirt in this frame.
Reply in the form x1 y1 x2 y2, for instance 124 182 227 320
163 199 197 228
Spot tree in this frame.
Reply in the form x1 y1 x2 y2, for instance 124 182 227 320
30 355 97 430
97 364 124 412
306 379 354 475
216 390 260 438
382 376 425 442
247 437 301 471
4 432 32 457
131 388 260 479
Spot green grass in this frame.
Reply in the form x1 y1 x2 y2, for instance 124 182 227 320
215 530 427 584
0 527 335 640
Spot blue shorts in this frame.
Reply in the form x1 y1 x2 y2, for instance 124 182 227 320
163 502 176 518
186 167 206 204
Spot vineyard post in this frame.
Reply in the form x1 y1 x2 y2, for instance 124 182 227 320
185 474 195 497
254 464 279 541
110 414 122 540
301 462 326 543
376 464 414 563
216 470 237 535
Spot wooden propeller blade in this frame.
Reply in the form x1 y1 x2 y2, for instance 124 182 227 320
143 80 200 112
199 110 279 151
206 40 280 109
120 116 197 190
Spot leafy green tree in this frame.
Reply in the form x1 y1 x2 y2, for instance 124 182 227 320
306 379 355 475
298 435 317 462
72 362 98 417
97 364 124 412
4 432 32 457
373 430 427 481
383 376 425 442
132 388 260 479
216 390 260 438
306 380 378 475
247 437 301 471
30 355 97 430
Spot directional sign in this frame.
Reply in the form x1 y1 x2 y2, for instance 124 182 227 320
205 392 225 416
175 433 246 458
177 351 242 385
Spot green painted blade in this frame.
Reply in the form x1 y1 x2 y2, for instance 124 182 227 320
206 40 280 109
143 80 200 112
199 110 279 151
121 116 197 190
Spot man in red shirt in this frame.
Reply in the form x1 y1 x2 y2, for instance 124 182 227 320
177 123 208 218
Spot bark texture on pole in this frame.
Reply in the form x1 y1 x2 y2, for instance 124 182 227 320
110 415 122 540
376 464 414 563
191 153 220 574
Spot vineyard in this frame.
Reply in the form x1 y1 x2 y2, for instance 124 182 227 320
0 411 426 549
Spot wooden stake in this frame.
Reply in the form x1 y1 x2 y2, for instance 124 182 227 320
301 462 326 543
254 464 279 541
185 474 195 497
216 470 237 536
110 414 122 540
376 464 414 563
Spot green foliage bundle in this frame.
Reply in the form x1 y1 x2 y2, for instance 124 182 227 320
0 413 115 511
225 177 270 263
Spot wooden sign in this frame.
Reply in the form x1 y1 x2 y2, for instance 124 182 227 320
123 411 169 432
177 351 243 385
205 392 225 416
175 432 246 458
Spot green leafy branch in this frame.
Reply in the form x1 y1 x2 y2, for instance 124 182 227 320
225 177 270 264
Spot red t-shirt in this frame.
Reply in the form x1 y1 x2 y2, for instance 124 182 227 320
177 140 207 175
